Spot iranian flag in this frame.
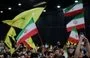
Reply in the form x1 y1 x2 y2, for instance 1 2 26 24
63 1 83 16
66 13 85 32
68 28 79 44
16 18 38 45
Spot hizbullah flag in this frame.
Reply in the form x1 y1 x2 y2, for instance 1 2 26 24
68 28 79 44
66 13 85 32
7 27 16 41
63 1 83 16
2 7 44 29
16 18 38 45
4 36 15 54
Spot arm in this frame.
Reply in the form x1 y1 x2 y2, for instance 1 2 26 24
74 36 83 58
84 37 90 57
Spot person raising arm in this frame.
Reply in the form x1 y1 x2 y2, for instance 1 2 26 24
74 34 83 58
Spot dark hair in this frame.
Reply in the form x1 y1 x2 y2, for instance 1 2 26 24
47 51 53 56
31 53 38 58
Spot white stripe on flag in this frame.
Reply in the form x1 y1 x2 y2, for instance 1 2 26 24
67 17 84 28
66 3 83 13
70 31 79 40
17 23 36 42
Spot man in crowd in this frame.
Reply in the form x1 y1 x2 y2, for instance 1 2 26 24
74 34 90 58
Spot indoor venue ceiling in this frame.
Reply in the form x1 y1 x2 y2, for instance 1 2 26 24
0 0 89 20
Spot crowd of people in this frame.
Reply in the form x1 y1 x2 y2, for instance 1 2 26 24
0 34 90 58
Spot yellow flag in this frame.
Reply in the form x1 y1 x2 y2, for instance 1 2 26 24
4 36 15 54
2 7 44 29
7 27 16 41
4 36 12 48
9 48 15 54
25 37 36 49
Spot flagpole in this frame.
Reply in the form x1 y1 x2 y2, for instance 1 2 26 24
32 6 46 46
37 33 43 46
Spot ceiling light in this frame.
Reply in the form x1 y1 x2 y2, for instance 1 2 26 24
8 7 12 10
43 10 46 12
0 11 3 13
57 5 61 8
18 3 22 6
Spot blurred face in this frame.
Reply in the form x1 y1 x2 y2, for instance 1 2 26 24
55 49 60 55
28 52 31 55
60 49 63 52
49 53 54 58
59 49 64 55
22 51 26 55
18 51 23 56
68 48 75 54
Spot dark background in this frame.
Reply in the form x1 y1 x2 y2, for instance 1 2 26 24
0 0 90 46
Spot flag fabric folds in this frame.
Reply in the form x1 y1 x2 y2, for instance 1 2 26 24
16 18 38 45
7 27 16 41
4 27 16 54
2 7 44 29
63 1 83 16
68 28 79 44
4 35 15 54
66 13 85 32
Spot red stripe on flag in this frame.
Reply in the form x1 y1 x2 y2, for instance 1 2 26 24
17 28 38 45
68 37 79 44
67 24 85 32
64 9 84 16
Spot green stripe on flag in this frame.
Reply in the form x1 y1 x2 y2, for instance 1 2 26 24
23 17 34 29
16 29 24 41
64 1 82 13
74 13 84 20
72 27 77 33
16 17 34 41
64 4 76 13
29 18 34 24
